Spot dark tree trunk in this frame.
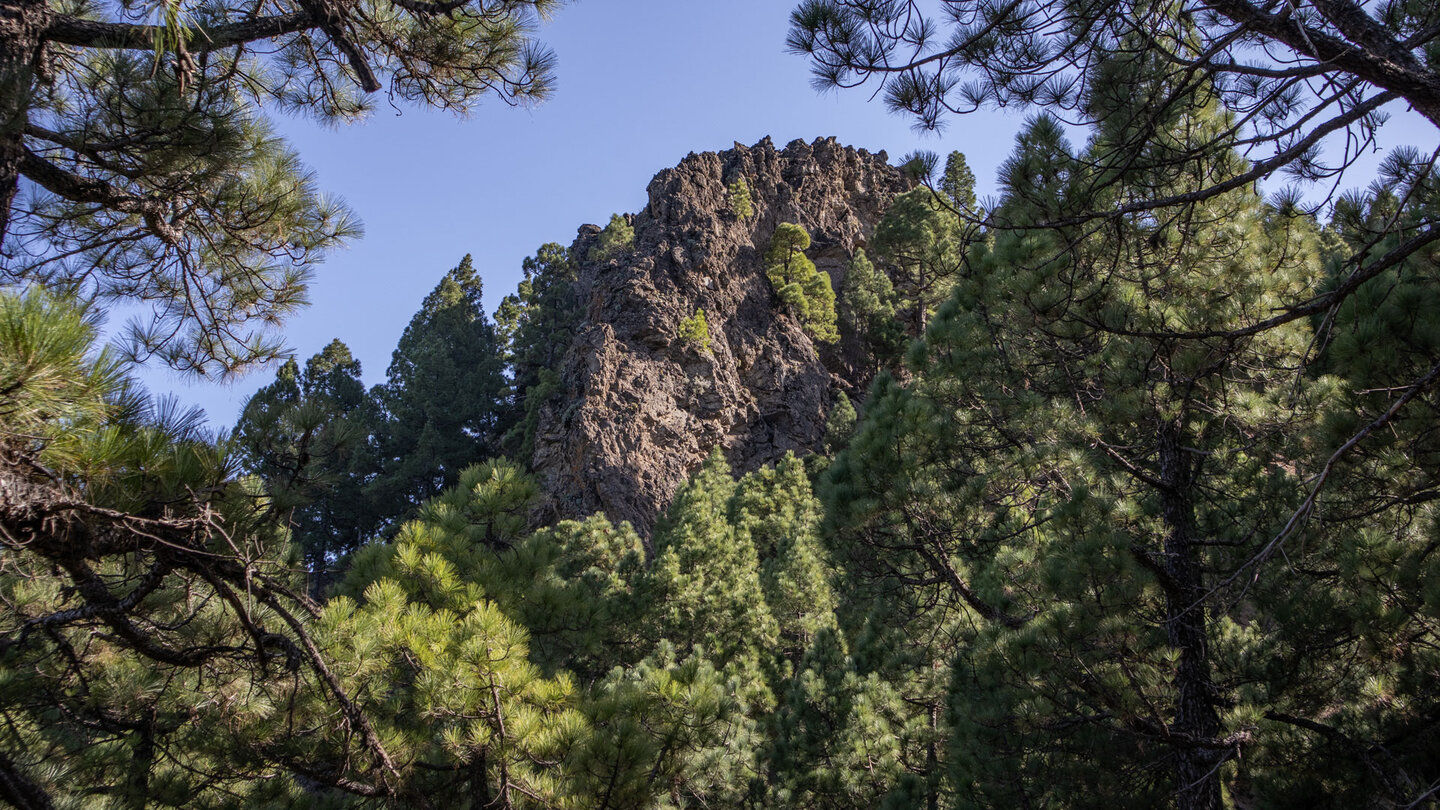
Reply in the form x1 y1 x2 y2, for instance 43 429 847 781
0 746 54 810
124 715 156 810
469 750 493 808
1158 422 1224 810
927 695 941 810
0 0 44 247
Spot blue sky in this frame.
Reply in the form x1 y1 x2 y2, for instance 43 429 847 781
142 0 1029 427
140 0 1435 428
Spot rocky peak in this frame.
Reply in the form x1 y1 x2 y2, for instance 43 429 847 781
531 137 910 537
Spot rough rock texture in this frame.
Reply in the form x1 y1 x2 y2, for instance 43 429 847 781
531 137 910 537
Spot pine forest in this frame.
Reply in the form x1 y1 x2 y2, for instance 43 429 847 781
2 1 1439 808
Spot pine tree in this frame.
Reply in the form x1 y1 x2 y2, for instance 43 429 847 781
368 255 509 527
494 243 578 462
644 449 780 670
939 151 978 214
234 339 374 582
320 460 585 807
589 214 635 262
729 453 836 663
827 100 1346 808
765 223 839 344
1224 156 1440 806
3 0 566 376
839 248 904 372
728 177 755 219
677 308 712 352
823 392 858 455
871 158 976 334
0 290 373 807
768 627 911 808
569 643 760 809
491 514 648 682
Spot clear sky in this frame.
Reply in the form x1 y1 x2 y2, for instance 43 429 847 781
139 0 1435 428
138 0 1028 427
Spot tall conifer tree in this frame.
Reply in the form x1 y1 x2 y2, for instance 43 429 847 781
369 255 508 526
234 339 374 579
494 243 578 462
828 98 1346 808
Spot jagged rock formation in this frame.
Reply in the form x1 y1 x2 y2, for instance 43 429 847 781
531 137 910 537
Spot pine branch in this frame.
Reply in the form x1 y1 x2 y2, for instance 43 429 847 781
45 11 315 53
19 148 183 246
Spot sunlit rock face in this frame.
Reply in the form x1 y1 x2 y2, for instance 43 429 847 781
531 136 909 537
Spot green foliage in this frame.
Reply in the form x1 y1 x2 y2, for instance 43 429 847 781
234 339 374 581
368 255 510 527
572 643 760 808
839 248 905 369
0 290 123 445
728 177 755 219
335 458 792 807
768 627 909 808
822 102 1410 807
495 243 578 462
500 515 648 680
4 0 565 375
589 214 635 262
319 463 586 805
729 453 836 662
21 18 1440 801
823 391 857 454
645 449 781 672
765 223 839 343
871 162 974 333
898 150 937 181
0 290 338 809
677 307 712 351
939 150 978 213
0 4 579 795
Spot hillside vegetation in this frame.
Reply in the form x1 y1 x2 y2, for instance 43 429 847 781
3 0 1439 807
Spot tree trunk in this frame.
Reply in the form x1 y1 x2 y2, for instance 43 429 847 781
0 746 54 810
469 750 493 808
0 0 44 246
926 692 941 810
124 715 156 810
1158 423 1223 810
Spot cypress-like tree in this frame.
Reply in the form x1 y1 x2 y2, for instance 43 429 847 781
234 339 374 581
494 243 579 461
368 255 509 526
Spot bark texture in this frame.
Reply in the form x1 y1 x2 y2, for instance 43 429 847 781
0 0 46 243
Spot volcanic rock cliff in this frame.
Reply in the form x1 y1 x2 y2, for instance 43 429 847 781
530 137 911 537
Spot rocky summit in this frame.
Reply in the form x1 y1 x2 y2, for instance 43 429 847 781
530 136 911 537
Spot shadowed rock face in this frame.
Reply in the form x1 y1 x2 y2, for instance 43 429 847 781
531 136 910 538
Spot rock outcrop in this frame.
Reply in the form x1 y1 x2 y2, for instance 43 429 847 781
531 137 910 537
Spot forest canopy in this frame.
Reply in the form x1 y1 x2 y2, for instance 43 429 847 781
3 1 1440 808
